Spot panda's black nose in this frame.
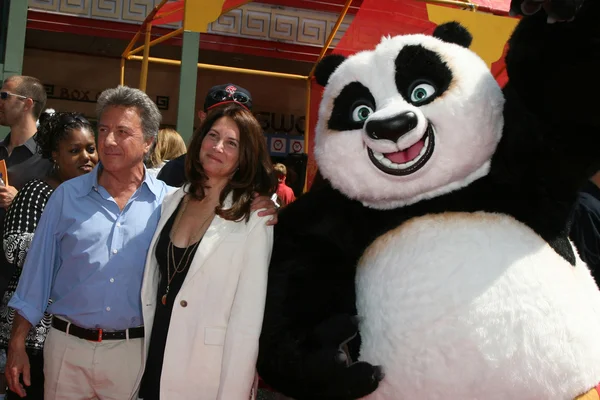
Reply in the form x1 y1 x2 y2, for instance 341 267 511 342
366 112 418 142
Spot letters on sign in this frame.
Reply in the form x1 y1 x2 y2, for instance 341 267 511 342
44 84 170 110
42 85 306 131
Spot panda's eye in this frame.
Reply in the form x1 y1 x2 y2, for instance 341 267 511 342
351 105 373 122
410 83 436 104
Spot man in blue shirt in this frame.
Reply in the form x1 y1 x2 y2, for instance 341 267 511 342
6 85 166 400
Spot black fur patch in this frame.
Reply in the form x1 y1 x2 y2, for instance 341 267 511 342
327 82 377 131
395 45 453 106
315 54 347 87
433 21 473 48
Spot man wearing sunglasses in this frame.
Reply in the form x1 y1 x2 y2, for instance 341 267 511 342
0 76 52 293
157 83 253 187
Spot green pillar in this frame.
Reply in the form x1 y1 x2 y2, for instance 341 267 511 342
0 0 28 138
176 31 200 143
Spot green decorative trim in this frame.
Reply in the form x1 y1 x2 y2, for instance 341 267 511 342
0 0 28 140
0 0 9 64
4 0 27 74
176 31 200 143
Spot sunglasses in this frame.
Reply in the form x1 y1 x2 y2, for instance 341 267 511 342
210 90 250 104
0 91 41 103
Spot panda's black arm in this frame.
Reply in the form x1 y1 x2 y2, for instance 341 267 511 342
494 0 600 221
257 190 383 399
504 0 600 124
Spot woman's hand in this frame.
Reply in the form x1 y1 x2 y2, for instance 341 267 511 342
251 193 278 226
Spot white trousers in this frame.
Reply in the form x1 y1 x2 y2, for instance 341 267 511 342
43 326 143 400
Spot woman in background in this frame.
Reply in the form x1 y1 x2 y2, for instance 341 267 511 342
0 110 98 399
138 103 276 399
146 128 187 178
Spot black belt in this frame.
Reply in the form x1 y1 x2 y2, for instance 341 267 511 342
52 318 144 342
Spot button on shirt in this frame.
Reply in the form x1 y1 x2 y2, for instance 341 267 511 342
9 163 172 330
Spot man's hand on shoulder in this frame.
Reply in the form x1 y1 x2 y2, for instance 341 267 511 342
251 193 278 226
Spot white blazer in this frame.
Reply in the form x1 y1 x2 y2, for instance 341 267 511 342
135 186 273 400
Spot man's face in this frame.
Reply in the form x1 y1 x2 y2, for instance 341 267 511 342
97 106 153 174
0 79 27 127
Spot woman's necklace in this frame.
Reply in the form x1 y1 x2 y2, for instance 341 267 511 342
162 195 215 305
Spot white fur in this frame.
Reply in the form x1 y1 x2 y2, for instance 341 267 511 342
315 34 505 210
356 213 600 399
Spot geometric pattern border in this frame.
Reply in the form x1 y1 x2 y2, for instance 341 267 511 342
28 0 354 48
209 3 353 48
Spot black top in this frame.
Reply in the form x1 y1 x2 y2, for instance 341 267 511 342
139 198 200 399
570 181 600 284
0 179 54 352
0 133 52 289
156 153 186 188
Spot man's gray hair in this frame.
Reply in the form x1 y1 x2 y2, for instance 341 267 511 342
96 86 162 141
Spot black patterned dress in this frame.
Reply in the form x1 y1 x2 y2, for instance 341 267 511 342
0 179 54 353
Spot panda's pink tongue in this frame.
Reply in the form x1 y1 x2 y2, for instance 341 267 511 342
384 139 425 164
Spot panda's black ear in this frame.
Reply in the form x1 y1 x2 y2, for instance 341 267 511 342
433 22 473 48
314 54 347 87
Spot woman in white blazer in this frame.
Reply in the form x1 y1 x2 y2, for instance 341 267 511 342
136 103 276 400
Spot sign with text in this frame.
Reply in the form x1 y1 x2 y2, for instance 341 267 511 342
43 84 170 110
255 112 305 136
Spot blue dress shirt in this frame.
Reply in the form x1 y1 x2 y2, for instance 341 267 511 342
9 164 172 330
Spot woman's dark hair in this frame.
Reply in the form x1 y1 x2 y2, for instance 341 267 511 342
35 111 93 159
185 104 276 222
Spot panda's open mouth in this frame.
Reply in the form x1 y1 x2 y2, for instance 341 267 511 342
367 124 435 176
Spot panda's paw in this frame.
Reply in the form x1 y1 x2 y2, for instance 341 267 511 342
510 0 584 22
301 314 383 398
317 362 384 400
310 313 360 347
302 346 383 399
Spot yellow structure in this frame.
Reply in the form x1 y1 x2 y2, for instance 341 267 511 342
183 0 245 32
427 4 518 68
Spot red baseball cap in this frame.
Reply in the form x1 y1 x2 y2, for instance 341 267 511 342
204 83 253 111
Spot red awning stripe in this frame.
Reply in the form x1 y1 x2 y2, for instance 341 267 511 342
152 0 185 26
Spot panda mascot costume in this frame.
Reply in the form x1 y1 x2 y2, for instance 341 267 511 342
257 0 600 398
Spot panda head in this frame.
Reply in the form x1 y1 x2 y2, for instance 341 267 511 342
314 22 505 209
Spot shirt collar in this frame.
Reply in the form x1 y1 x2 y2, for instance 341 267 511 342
75 162 162 199
23 134 39 154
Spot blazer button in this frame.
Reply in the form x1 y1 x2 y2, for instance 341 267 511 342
180 300 188 307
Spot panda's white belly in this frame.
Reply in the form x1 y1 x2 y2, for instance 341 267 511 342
356 212 600 400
